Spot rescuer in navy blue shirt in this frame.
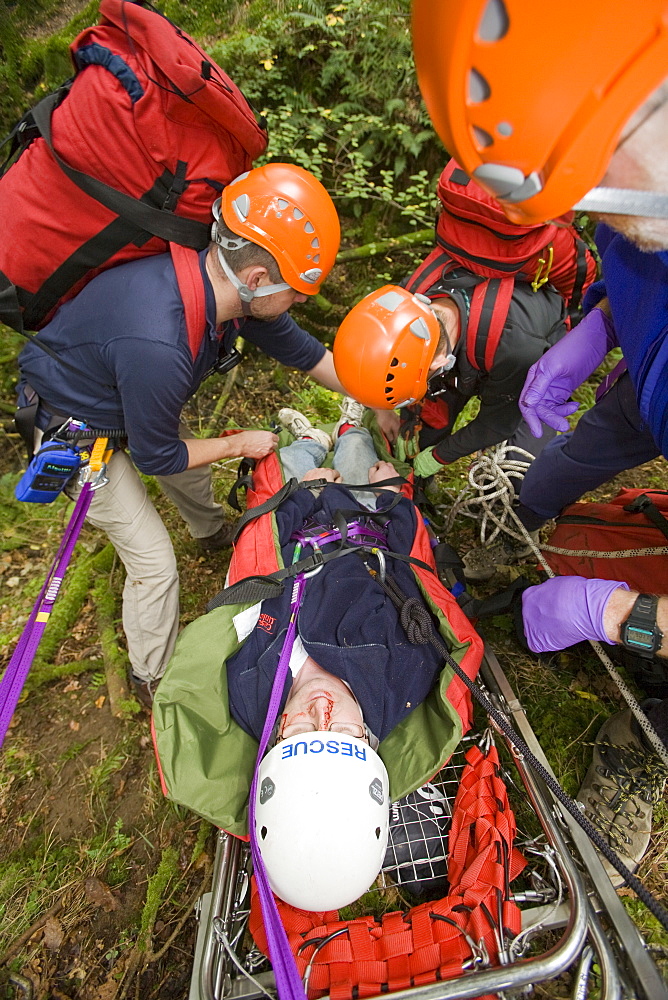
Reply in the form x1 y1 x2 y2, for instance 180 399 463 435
17 165 348 708
19 249 328 477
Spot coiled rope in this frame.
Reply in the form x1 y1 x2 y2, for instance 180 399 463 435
445 443 536 546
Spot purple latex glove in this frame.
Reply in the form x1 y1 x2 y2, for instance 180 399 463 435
522 576 629 652
519 307 617 438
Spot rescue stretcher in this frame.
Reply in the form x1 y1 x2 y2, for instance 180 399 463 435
187 646 668 1000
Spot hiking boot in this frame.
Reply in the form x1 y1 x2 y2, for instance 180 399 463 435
130 673 158 711
197 521 236 553
577 708 667 886
333 396 366 438
277 408 332 450
461 530 539 582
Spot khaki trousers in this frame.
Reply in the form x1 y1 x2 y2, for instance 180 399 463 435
68 429 223 681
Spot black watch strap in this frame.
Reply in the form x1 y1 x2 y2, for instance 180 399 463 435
620 593 663 659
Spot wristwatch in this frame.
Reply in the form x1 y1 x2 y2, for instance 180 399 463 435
620 593 663 659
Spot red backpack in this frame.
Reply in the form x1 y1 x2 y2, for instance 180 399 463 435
405 159 597 377
435 159 596 306
0 0 268 357
541 488 668 595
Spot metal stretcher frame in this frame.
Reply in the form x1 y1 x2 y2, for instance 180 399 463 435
189 646 668 1000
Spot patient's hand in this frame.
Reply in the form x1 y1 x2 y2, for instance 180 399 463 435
302 467 341 483
374 408 400 444
369 461 400 492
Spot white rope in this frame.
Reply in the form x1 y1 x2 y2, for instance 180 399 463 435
445 442 536 546
542 543 668 558
446 442 668 768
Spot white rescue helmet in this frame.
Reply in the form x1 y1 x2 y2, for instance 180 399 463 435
255 733 390 911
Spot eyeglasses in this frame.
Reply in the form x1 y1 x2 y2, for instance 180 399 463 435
277 721 368 742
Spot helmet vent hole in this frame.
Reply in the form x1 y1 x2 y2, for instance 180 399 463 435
469 68 490 104
304 221 315 234
277 199 289 210
293 207 304 220
375 827 381 839
473 126 494 149
385 386 393 395
390 357 399 367
313 254 320 264
260 826 268 840
311 237 320 249
386 373 394 383
478 0 509 41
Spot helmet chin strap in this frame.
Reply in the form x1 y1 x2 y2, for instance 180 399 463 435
575 187 668 219
217 248 291 317
428 357 456 381
426 317 456 392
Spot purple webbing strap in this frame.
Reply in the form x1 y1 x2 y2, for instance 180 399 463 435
596 358 628 401
0 484 93 748
248 573 308 1000
292 519 389 550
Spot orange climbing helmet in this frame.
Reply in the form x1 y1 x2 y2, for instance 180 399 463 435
216 163 340 294
333 285 442 409
411 0 668 223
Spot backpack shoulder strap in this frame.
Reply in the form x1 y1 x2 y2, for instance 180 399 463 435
569 235 591 318
404 247 454 296
170 243 207 361
465 277 515 371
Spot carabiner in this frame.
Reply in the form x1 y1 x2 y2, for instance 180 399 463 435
78 439 113 491
372 546 386 584
78 462 109 490
531 245 554 292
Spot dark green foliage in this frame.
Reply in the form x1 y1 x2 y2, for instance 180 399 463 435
0 1 99 132
199 0 443 228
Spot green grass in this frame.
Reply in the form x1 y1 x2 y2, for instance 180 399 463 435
87 742 132 799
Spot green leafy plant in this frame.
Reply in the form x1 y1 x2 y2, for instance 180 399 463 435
290 380 342 424
199 0 444 237
86 736 134 799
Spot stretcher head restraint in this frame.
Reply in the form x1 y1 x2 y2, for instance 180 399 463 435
211 163 341 314
411 0 668 223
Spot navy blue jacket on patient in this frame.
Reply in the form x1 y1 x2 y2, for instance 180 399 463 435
226 484 444 743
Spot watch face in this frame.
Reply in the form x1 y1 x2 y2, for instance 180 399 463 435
625 625 656 650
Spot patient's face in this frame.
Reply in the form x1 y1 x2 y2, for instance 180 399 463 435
278 658 365 741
